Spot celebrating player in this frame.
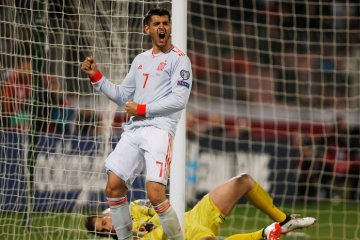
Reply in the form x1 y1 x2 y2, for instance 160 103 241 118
85 173 316 240
81 7 192 240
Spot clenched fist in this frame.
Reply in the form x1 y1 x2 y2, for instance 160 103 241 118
125 100 138 116
81 56 98 76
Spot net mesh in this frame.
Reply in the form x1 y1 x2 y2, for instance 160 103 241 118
0 0 170 239
0 1 360 240
186 1 360 239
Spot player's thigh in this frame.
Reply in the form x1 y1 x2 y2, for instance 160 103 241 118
140 127 173 185
105 130 144 185
106 171 127 196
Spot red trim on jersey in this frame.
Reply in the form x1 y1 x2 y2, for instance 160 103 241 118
152 49 163 58
171 48 186 56
107 197 128 207
89 70 103 84
137 104 146 116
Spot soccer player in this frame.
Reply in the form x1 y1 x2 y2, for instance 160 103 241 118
85 173 316 240
81 7 192 240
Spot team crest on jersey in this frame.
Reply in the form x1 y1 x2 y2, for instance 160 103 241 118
156 61 167 76
157 61 167 71
177 69 191 88
138 65 142 70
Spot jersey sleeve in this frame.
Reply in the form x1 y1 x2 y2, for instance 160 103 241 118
91 58 138 107
145 55 192 117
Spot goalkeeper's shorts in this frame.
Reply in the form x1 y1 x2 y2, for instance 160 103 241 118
184 194 226 239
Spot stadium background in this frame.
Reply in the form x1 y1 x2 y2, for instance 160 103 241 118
1 1 359 239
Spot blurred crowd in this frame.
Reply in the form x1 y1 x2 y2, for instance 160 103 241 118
186 112 360 202
188 1 360 109
294 116 360 201
0 58 103 138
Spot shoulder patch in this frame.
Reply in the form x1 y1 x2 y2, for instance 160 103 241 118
178 69 191 89
180 69 190 80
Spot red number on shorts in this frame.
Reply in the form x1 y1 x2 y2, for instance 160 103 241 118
156 161 163 177
142 73 149 88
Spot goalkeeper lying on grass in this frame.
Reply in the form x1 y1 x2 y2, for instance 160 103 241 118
85 173 316 240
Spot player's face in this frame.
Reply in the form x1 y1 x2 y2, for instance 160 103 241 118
145 15 172 52
94 216 115 233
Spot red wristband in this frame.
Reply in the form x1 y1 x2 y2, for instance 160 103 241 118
137 104 146 117
89 70 103 83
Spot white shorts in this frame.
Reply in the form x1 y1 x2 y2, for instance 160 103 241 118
105 126 173 188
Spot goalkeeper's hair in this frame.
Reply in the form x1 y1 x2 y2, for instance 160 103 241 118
144 7 171 26
84 214 118 240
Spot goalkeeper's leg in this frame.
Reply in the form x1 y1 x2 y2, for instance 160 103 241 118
224 222 282 240
209 173 286 222
245 181 287 223
224 229 264 240
209 173 316 234
245 180 316 233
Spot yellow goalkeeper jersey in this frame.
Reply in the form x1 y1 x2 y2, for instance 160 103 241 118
130 195 225 240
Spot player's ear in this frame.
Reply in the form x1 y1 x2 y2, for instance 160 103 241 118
144 25 150 34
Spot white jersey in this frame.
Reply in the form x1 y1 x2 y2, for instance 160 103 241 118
92 46 192 136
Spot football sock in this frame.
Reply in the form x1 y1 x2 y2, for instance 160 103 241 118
223 229 263 240
279 215 292 226
154 199 183 240
107 196 133 240
245 182 287 223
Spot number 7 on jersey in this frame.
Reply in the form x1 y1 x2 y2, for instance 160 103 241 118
142 73 149 88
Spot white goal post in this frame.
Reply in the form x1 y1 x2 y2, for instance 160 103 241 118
170 0 188 232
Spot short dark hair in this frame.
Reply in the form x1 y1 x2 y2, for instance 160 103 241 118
84 214 118 239
84 215 98 236
144 7 171 26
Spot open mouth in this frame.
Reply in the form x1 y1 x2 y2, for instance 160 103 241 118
159 32 165 39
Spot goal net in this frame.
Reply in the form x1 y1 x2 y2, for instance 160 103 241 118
186 1 360 240
1 1 360 240
0 0 171 239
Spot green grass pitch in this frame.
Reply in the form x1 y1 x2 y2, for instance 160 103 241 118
0 202 359 239
219 202 359 240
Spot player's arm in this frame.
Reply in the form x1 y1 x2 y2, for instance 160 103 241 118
81 56 136 107
126 56 192 117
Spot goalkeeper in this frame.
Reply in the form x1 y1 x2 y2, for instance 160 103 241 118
85 173 316 240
